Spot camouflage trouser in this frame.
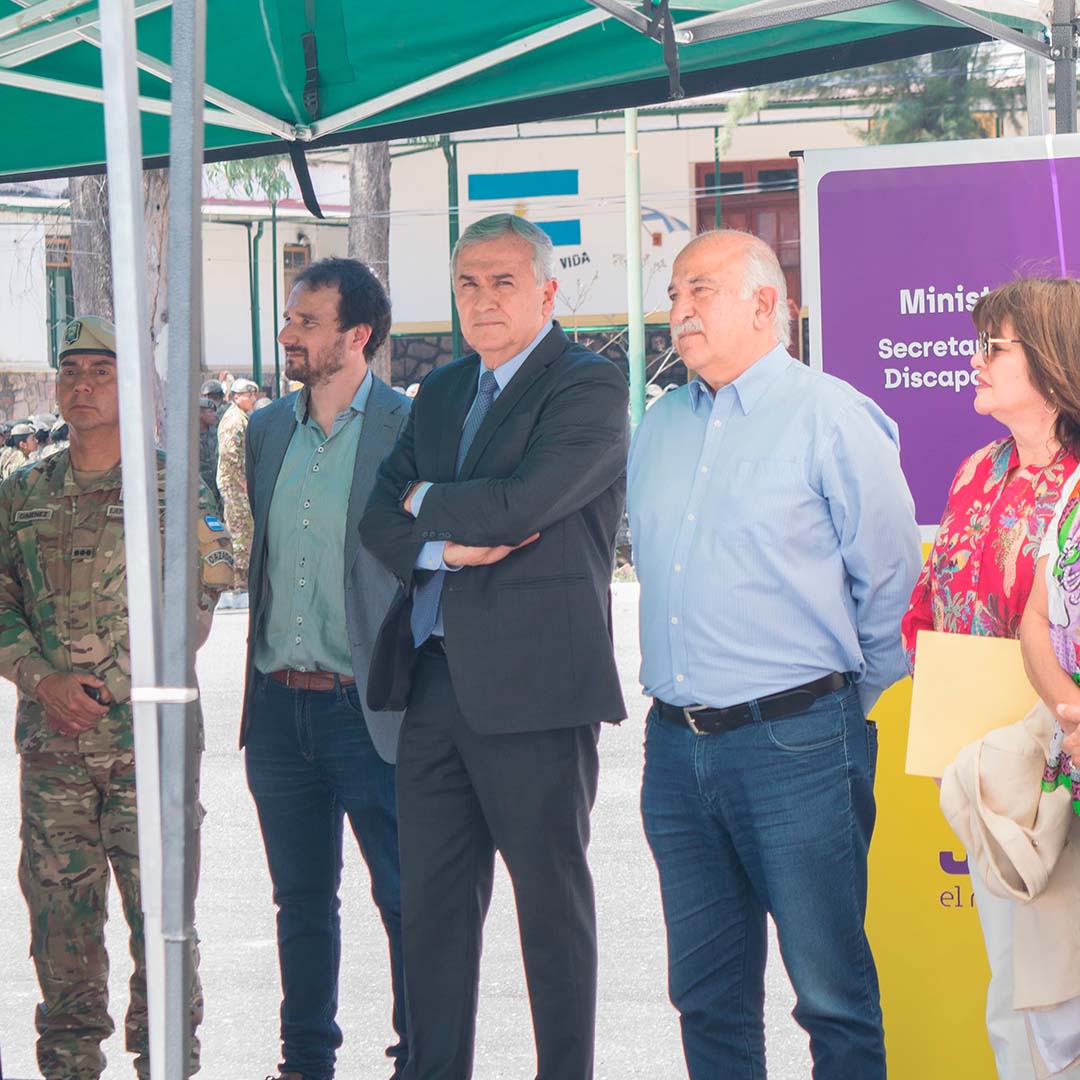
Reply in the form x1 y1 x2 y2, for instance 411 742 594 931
18 750 204 1080
221 496 252 590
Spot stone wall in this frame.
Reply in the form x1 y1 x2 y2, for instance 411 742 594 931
391 334 454 388
0 370 57 423
390 328 686 388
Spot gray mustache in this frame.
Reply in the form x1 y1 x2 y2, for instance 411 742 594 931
672 319 703 339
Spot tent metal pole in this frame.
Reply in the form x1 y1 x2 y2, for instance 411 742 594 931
162 0 206 1075
0 67 267 130
443 135 463 360
97 1 168 1077
272 199 281 395
249 221 264 384
0 0 89 40
1026 38 1050 135
1053 0 1078 132
308 9 609 139
586 0 1051 58
0 0 172 65
625 108 645 432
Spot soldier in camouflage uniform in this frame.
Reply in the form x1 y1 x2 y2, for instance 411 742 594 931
1 420 40 479
0 316 234 1080
197 395 221 515
200 378 228 422
0 419 15 476
215 377 259 594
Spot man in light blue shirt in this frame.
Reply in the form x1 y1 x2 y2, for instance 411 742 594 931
629 230 921 1080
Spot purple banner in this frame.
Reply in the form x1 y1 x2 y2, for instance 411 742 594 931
817 155 1080 524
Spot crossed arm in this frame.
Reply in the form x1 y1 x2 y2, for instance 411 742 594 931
360 361 629 585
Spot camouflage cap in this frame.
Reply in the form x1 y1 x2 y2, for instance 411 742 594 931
31 413 56 430
200 379 224 397
50 417 68 436
59 316 117 359
198 396 216 409
10 421 36 437
253 396 272 411
230 378 260 394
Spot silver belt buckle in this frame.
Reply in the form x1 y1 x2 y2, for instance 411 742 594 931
683 704 708 736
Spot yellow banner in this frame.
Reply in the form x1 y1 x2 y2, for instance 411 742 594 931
868 677 993 1077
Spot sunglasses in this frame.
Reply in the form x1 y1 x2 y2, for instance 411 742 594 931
977 331 1023 358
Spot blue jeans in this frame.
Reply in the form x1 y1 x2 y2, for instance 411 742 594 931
245 672 407 1080
641 683 884 1080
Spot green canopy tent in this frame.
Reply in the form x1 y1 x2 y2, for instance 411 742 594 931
0 3 1071 1078
0 0 1060 182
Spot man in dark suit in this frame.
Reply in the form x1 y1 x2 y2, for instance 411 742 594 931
241 257 410 1080
359 214 629 1080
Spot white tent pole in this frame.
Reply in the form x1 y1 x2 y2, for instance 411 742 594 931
1027 37 1050 135
0 67 274 132
0 0 89 40
97 1 168 1077
625 107 646 432
161 0 205 1075
0 0 172 64
308 9 609 139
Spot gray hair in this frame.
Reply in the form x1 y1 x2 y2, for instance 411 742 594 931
451 213 556 284
698 229 792 347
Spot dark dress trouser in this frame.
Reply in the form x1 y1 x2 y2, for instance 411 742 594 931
396 645 600 1080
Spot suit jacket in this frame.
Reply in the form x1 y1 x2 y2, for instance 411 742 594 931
359 323 628 733
240 376 410 763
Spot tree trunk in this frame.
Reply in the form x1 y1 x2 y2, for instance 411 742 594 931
143 169 170 365
347 141 392 384
68 171 170 439
70 175 113 321
143 169 170 436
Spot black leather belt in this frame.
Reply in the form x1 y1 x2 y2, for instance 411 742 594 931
655 672 850 736
421 634 446 656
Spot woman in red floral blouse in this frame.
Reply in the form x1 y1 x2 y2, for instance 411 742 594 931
902 277 1080 1080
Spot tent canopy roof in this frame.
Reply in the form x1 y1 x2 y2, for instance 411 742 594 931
0 0 1044 180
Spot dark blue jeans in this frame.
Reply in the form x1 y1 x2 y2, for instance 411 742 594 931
245 672 407 1080
641 683 884 1080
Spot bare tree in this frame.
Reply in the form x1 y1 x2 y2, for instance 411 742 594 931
143 169 170 365
347 141 392 384
70 175 113 321
69 170 170 436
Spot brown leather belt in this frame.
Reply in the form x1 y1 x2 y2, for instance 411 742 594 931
267 669 355 691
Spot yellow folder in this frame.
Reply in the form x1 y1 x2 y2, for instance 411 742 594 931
905 630 1039 777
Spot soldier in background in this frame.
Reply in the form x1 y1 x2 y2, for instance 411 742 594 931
29 414 56 461
0 420 15 477
198 395 222 515
43 417 69 460
0 316 233 1080
215 377 259 608
1 421 39 480
200 377 227 421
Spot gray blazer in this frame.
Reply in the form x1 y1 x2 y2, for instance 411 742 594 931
240 376 410 763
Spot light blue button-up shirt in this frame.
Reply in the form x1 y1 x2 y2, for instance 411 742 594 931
409 320 552 637
627 345 921 715
254 371 372 675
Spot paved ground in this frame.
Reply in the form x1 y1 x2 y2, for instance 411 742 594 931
0 584 811 1079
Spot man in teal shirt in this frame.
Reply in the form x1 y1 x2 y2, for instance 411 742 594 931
240 258 411 1080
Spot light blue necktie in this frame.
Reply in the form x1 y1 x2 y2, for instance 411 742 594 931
411 369 499 645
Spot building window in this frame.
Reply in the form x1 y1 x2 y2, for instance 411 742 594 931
282 241 311 304
45 235 74 368
693 159 802 313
